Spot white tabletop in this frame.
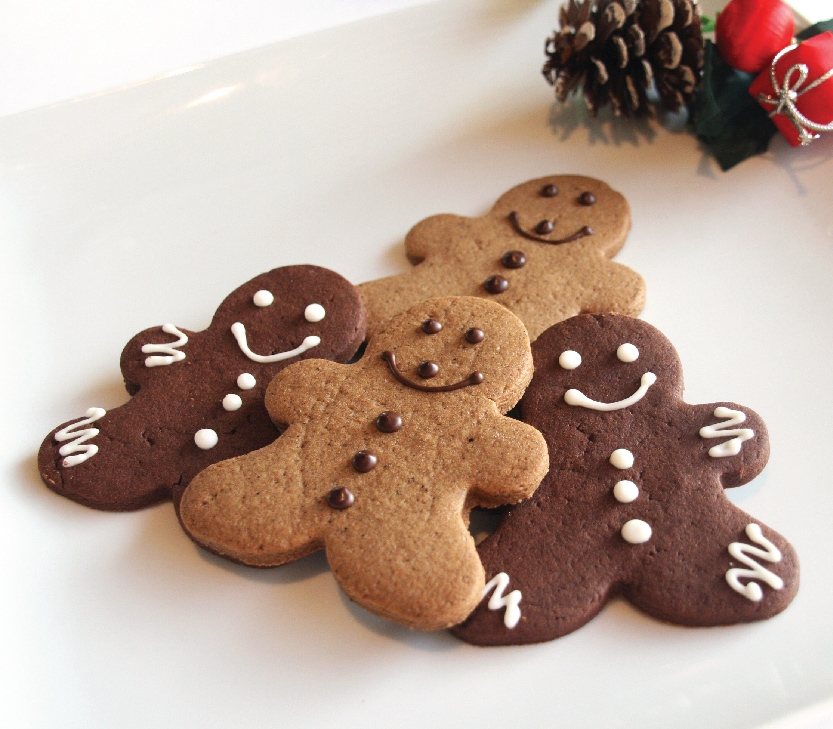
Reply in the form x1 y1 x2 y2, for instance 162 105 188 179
1 0 829 119
0 0 435 118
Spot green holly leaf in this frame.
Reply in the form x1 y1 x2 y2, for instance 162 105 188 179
797 18 833 41
692 41 777 171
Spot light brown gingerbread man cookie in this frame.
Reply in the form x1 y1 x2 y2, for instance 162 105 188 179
179 296 549 630
358 175 645 341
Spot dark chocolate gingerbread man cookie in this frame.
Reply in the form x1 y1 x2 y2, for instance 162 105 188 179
453 314 798 645
358 175 645 341
39 265 366 511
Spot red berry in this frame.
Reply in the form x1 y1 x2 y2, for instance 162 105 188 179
715 0 795 74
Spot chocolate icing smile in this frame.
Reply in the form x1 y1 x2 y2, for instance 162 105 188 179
381 351 484 392
508 211 593 244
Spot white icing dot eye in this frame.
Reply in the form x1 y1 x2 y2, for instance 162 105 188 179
621 519 652 544
223 394 243 411
617 343 639 363
304 303 326 323
613 480 639 503
253 290 274 307
237 373 256 390
559 350 582 370
194 429 218 450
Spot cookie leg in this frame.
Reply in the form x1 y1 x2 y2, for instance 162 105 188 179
178 437 323 566
324 489 485 631
452 504 617 646
625 512 799 626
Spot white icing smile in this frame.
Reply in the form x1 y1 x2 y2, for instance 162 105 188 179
565 372 657 411
231 322 320 363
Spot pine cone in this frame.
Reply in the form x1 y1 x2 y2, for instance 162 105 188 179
543 0 704 117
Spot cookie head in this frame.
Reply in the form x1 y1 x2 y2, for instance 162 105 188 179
365 296 533 413
490 175 630 258
526 314 684 416
211 266 363 362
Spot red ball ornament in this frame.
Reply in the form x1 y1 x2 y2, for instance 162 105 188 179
715 0 795 74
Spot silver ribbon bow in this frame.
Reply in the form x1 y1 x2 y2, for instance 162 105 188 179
757 43 833 146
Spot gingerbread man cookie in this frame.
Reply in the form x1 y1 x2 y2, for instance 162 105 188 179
39 265 367 511
179 296 549 630
453 314 798 645
358 175 645 341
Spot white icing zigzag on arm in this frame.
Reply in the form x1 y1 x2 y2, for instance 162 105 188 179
699 406 754 457
54 407 107 467
483 572 522 629
726 523 784 602
142 324 188 367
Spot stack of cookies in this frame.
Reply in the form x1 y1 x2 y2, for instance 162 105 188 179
38 175 799 645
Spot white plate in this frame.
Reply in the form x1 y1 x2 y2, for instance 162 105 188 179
1 1 832 727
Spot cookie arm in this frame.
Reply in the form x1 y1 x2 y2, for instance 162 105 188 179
695 402 770 488
120 324 196 395
265 359 348 427
579 258 646 318
403 213 472 263
465 416 549 507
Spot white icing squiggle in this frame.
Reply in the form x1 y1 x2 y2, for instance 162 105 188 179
231 322 320 363
142 324 188 367
483 572 522 629
726 523 784 601
565 372 656 411
700 407 754 457
54 407 106 467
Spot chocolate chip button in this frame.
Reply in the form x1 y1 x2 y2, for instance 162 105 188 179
484 275 509 294
541 184 558 197
352 451 378 473
501 250 526 269
535 220 554 235
376 411 403 433
578 191 596 206
327 487 354 510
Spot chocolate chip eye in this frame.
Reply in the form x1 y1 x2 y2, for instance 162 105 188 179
417 360 440 379
541 184 558 197
578 191 596 206
465 328 485 344
501 250 526 269
534 220 554 235
484 275 509 294
421 318 443 334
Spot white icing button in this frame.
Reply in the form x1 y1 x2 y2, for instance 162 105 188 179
253 290 274 307
237 373 256 390
609 448 634 469
621 519 652 544
617 343 639 363
304 303 326 323
613 480 639 503
558 350 581 370
223 394 243 411
194 429 218 450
